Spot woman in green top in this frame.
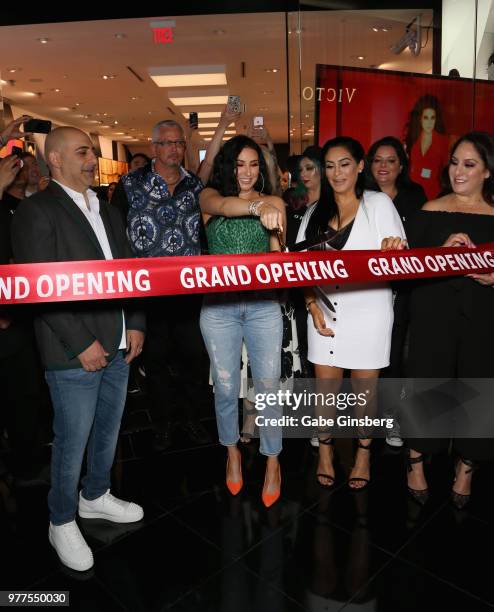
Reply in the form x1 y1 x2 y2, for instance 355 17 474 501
200 135 286 507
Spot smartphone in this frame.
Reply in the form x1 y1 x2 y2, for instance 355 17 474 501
189 112 198 129
227 95 241 114
253 116 264 127
24 119 52 134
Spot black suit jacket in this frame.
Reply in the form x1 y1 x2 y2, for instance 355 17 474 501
11 181 145 370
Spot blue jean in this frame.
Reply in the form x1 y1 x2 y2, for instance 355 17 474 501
45 351 129 525
200 291 283 456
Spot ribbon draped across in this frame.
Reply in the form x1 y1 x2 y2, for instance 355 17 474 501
1 244 494 305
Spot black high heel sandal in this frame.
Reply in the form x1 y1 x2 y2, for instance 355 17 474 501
407 451 429 506
348 440 371 491
451 457 477 510
316 438 336 489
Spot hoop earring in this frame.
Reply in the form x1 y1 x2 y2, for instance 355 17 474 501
258 173 265 194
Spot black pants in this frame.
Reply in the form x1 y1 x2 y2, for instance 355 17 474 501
0 327 45 477
406 292 494 462
144 295 210 429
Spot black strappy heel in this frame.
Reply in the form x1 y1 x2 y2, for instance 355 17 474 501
406 451 429 506
348 440 371 491
316 437 336 489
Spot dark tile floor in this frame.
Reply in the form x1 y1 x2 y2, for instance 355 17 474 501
1 395 494 612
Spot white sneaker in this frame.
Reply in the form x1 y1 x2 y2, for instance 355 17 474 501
385 420 403 448
49 521 94 572
78 490 144 523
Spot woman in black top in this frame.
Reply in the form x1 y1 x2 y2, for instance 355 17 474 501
366 138 428 447
405 131 494 509
366 136 426 236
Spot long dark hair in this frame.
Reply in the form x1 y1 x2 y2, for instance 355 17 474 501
208 135 272 196
305 136 365 241
404 94 446 153
442 131 494 205
365 136 414 191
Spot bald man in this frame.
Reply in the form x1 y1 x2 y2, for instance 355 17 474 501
12 127 146 572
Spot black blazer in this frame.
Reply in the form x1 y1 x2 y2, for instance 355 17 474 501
11 181 145 370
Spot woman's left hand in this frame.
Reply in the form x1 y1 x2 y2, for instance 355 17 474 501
466 272 494 287
381 236 408 251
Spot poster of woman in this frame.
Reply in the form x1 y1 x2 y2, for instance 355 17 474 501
314 65 494 200
404 94 450 200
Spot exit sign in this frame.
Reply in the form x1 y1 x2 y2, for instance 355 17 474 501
150 20 176 44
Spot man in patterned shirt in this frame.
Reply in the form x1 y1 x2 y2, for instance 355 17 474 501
112 120 211 449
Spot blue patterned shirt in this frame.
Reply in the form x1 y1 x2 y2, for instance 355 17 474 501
122 161 202 257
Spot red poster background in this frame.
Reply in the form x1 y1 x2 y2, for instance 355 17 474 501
315 65 494 152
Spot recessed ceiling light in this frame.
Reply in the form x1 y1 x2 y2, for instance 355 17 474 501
8 68 21 73
113 120 119 125
130 96 140 101
372 27 379 32
199 122 219 128
102 74 116 80
199 131 215 136
114 33 127 39
149 65 227 88
357 56 365 60
147 137 152 141
38 38 50 44
265 68 280 73
51 88 61 93
114 132 125 135
169 92 228 106
100 125 110 128
262 90 273 95
75 102 81 106
382 27 390 32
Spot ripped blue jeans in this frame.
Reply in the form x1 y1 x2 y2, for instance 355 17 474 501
200 291 283 456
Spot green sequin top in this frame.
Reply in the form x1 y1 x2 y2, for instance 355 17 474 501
205 216 270 254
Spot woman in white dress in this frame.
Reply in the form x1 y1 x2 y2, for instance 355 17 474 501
296 136 406 490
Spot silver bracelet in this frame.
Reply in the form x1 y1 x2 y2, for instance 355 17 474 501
248 199 263 216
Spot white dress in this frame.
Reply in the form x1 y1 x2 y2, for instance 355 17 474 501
296 190 406 369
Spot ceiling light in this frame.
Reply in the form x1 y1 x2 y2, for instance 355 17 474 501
382 27 390 32
372 27 379 32
262 90 273 95
357 56 365 60
169 94 228 106
265 68 280 73
203 137 212 141
38 38 50 44
100 125 110 128
199 131 215 136
149 65 227 88
199 122 219 128
114 33 127 39
113 120 118 125
0 79 7 85
182 111 222 119
51 88 61 93
102 74 116 80
114 132 125 135
75 102 81 106
8 68 20 73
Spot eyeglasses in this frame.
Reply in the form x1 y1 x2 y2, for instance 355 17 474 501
153 140 186 148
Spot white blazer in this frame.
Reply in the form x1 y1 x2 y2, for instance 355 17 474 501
296 190 406 369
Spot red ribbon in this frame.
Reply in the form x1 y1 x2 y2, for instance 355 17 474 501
1 244 494 305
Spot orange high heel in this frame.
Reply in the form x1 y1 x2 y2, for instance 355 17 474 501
262 462 281 508
226 453 243 496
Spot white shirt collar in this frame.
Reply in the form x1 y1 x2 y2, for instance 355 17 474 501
53 179 99 212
